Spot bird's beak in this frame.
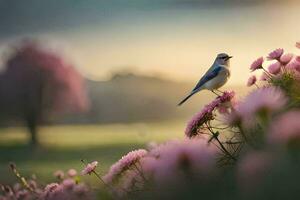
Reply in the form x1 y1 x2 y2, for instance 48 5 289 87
226 56 233 60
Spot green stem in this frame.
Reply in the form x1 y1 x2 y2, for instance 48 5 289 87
205 124 236 161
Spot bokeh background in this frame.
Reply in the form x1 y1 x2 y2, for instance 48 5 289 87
0 0 299 183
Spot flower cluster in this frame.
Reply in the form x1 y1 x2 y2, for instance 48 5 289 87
103 149 148 184
185 91 235 138
229 86 287 126
101 139 218 198
3 41 300 200
248 43 300 89
81 161 98 175
0 166 92 200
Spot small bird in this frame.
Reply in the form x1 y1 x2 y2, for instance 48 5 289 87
178 53 232 106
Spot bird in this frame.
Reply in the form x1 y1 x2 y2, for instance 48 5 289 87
178 53 232 106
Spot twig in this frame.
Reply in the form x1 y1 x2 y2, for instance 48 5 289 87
9 163 37 195
80 159 114 191
205 124 237 161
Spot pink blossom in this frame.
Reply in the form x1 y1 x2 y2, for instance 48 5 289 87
267 48 284 60
150 139 217 185
15 189 29 199
185 91 235 138
67 169 77 177
268 62 281 75
103 149 147 184
0 40 90 116
296 56 300 63
296 42 300 49
247 75 257 87
280 53 293 64
268 111 300 146
139 156 158 175
286 58 300 70
184 104 213 138
73 183 90 196
250 57 264 71
62 179 76 189
81 161 98 175
235 87 287 121
237 151 273 192
53 170 64 179
42 182 91 200
44 183 59 193
119 170 143 194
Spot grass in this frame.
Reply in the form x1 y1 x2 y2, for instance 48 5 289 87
0 120 186 184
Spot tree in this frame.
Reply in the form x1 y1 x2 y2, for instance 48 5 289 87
0 40 89 147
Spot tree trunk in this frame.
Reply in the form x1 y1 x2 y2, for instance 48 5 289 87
26 115 38 147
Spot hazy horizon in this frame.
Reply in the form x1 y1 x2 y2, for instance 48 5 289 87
1 0 300 85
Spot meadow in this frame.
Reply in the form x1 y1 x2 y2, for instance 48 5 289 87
0 120 186 184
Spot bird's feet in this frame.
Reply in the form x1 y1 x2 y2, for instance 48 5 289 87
211 89 225 97
211 90 221 97
216 89 225 94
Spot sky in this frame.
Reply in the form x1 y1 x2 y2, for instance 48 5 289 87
0 0 300 85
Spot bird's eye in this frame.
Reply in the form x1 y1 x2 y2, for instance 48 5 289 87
220 56 227 59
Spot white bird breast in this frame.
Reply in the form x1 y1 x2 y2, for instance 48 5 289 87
203 68 230 90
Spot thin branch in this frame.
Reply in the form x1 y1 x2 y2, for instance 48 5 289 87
205 123 237 161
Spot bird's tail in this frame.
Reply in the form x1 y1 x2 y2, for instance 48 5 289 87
177 91 197 106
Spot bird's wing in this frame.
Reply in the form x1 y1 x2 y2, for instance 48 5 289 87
191 66 222 92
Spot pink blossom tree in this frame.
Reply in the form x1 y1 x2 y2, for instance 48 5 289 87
0 40 89 147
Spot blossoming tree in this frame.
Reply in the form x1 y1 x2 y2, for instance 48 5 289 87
0 40 89 147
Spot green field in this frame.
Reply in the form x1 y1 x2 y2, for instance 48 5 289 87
0 120 186 184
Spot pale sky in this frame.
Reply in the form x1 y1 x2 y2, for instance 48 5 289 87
0 0 300 85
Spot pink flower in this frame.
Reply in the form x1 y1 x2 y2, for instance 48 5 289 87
103 149 147 184
185 105 214 138
280 53 293 64
235 87 287 121
247 75 257 87
41 182 91 200
139 156 157 175
267 48 284 60
286 58 300 70
67 169 77 177
44 183 59 193
53 170 64 179
250 57 264 71
119 170 143 194
150 139 217 185
296 56 300 63
268 62 281 75
81 161 98 175
73 183 89 196
15 190 29 199
237 151 273 192
62 179 75 189
185 91 235 138
268 111 300 146
296 42 300 49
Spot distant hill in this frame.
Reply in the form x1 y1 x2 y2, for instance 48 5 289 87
62 72 250 124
